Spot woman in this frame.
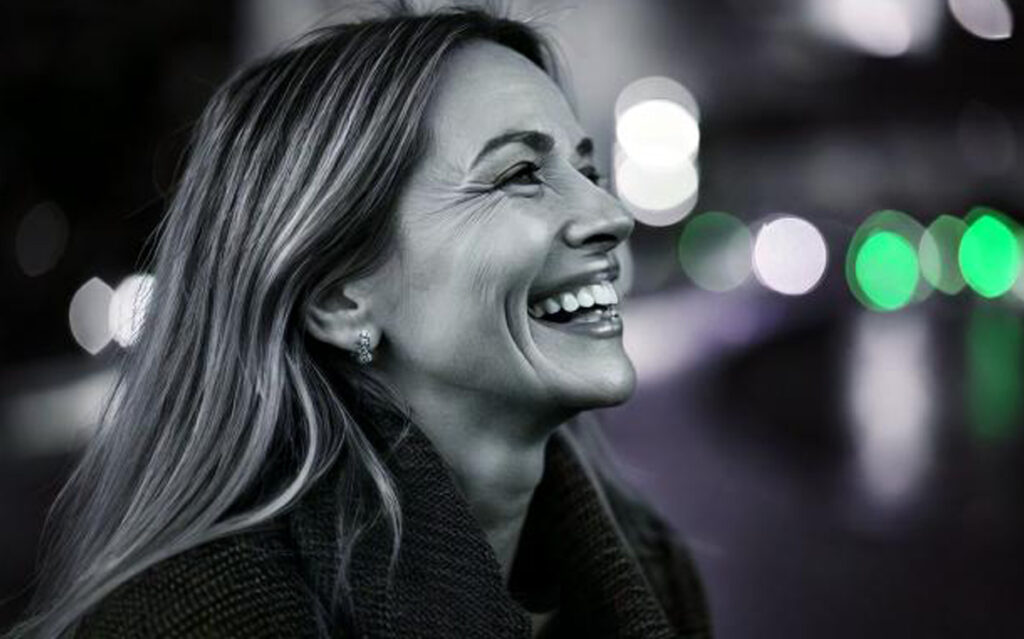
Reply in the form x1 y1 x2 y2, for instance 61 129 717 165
10 4 711 637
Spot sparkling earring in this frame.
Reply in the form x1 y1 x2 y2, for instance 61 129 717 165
356 330 374 365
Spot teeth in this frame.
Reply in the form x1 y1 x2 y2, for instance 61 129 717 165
576 287 595 308
528 281 621 321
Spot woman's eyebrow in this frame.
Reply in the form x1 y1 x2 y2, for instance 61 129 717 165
470 130 596 168
471 130 554 168
468 130 598 168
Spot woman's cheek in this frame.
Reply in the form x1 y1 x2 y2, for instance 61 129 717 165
491 213 556 274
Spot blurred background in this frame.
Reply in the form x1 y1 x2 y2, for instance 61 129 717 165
2 0 1022 636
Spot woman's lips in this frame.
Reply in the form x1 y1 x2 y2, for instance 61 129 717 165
528 304 623 338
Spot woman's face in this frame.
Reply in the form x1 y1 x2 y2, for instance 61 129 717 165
370 40 636 420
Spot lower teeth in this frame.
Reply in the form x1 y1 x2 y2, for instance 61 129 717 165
532 305 619 323
571 308 605 323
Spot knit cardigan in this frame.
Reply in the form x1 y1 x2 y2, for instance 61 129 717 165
76 409 712 638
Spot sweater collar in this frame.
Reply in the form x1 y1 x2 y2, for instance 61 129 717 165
287 406 677 639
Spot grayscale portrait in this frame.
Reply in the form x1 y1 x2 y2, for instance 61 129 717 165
7 0 1022 637
5 3 710 637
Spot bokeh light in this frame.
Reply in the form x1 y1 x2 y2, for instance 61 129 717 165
848 313 933 504
69 277 114 355
846 210 930 311
614 76 701 228
615 77 700 167
836 0 913 56
614 144 699 226
752 215 828 295
948 0 1014 41
616 99 700 167
15 201 69 277
109 273 155 348
678 211 752 292
807 0 943 57
854 232 920 311
958 209 1021 298
919 215 967 295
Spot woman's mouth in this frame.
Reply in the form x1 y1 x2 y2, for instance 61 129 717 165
526 282 622 337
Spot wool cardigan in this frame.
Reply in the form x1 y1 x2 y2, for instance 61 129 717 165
76 407 712 638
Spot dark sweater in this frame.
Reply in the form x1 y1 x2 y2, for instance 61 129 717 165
77 411 711 638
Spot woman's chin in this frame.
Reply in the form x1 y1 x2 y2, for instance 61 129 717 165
556 353 637 410
520 312 637 409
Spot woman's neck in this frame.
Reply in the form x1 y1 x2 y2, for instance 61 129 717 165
440 421 547 580
388 377 569 581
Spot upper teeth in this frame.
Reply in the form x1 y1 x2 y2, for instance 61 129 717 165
528 282 619 319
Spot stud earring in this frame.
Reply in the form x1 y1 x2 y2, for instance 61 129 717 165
356 330 374 365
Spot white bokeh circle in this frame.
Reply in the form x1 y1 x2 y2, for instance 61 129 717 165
752 216 829 295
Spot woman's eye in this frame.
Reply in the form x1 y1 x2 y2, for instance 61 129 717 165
497 162 543 187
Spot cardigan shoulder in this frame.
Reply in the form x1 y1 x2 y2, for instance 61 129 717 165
76 526 324 638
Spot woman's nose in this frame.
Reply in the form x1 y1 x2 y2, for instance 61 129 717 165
562 191 635 253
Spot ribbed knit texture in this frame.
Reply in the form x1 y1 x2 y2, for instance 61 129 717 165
76 524 321 637
77 411 711 638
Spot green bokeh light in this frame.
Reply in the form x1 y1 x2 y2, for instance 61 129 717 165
919 215 967 295
677 211 752 292
959 213 1021 298
854 231 919 311
846 210 931 311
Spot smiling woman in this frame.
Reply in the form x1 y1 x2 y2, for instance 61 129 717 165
7 4 710 638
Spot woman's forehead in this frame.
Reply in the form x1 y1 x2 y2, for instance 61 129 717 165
425 41 586 164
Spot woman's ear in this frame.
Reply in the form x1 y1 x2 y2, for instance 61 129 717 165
304 279 379 354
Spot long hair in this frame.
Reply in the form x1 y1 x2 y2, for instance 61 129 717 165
9 4 568 637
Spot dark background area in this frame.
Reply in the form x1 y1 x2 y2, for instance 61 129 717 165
2 1 1023 637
